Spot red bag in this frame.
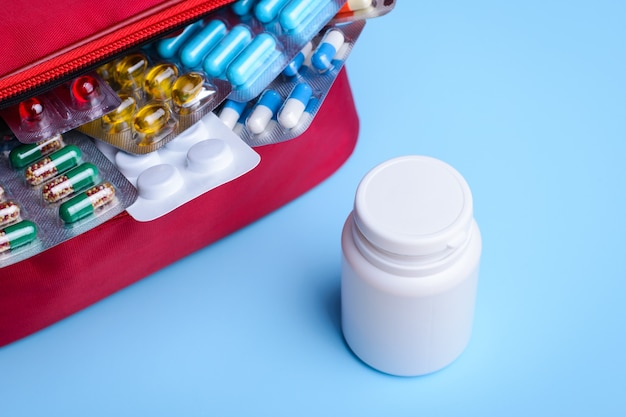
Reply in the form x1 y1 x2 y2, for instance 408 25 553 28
0 1 359 346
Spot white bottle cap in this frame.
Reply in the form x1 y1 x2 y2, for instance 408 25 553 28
353 155 473 257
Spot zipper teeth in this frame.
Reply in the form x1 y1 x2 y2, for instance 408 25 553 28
1 0 233 106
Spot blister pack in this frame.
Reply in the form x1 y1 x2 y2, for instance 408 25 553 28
218 19 365 146
0 132 138 267
152 0 345 103
94 112 260 222
331 0 396 23
77 54 232 155
0 73 121 144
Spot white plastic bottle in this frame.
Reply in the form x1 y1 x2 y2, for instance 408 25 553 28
341 155 482 376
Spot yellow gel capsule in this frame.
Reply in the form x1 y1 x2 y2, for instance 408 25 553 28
96 61 116 82
144 64 179 100
132 103 171 135
171 72 204 107
102 92 137 132
114 54 148 90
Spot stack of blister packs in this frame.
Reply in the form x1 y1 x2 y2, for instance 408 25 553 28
0 0 395 267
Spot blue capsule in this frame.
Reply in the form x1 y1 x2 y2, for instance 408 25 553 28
232 0 255 16
255 0 291 23
311 29 345 71
179 20 227 69
278 83 313 129
226 33 278 87
157 20 204 59
283 41 313 77
247 89 282 134
279 0 329 32
219 99 248 129
202 25 253 78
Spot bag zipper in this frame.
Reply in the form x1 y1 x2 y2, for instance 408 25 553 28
0 0 234 109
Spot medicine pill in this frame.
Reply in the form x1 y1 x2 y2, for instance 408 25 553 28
226 33 278 87
247 89 282 134
338 0 372 13
41 163 99 203
186 139 234 175
59 182 116 224
0 201 20 228
18 97 46 124
180 20 227 69
96 61 116 83
9 135 64 169
255 0 291 23
232 0 255 15
132 103 171 136
218 99 247 129
0 220 37 254
278 82 313 129
25 145 82 186
311 29 344 71
283 41 313 77
279 0 329 32
101 92 137 133
144 63 179 101
70 74 102 108
171 72 208 109
157 20 204 59
136 164 184 200
114 54 148 90
233 104 252 135
202 25 253 78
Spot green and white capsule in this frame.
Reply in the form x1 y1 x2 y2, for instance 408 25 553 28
0 220 37 254
9 134 64 169
59 182 115 224
25 145 81 186
42 163 99 203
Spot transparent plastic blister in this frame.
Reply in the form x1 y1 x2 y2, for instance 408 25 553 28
0 72 121 144
218 20 365 147
94 112 261 222
77 54 232 155
0 132 138 268
151 0 345 103
331 0 396 23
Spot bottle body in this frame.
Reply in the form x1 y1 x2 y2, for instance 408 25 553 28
341 214 481 376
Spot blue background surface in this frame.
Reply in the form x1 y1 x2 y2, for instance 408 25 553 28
2 1 625 415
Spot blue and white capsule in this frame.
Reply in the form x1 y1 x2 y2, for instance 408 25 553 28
247 89 282 134
203 25 253 78
233 104 253 136
255 0 291 23
311 29 345 72
278 83 313 129
219 99 248 129
179 20 227 69
283 41 313 77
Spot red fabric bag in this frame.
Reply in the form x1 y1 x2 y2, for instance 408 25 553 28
0 1 359 346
